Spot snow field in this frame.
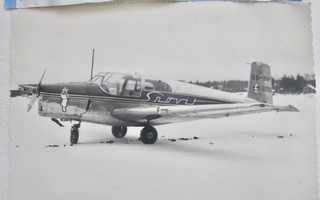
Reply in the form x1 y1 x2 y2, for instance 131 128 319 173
10 94 318 200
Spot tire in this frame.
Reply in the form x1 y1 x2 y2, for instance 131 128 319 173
112 126 127 138
140 126 158 144
70 128 79 144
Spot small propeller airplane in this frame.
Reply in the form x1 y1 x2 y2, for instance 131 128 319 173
10 60 299 145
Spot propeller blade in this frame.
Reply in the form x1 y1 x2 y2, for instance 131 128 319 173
38 69 46 86
27 93 38 112
27 69 46 112
35 69 47 94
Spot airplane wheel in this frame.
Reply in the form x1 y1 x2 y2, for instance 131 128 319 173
112 126 127 138
70 128 79 144
140 126 158 144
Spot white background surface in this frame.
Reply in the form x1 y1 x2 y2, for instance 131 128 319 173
1 1 320 200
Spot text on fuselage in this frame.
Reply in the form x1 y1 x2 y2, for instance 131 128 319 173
146 91 196 105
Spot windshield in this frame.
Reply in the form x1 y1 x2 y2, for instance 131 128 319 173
90 72 141 97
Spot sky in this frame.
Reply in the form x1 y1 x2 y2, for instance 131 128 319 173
11 2 314 85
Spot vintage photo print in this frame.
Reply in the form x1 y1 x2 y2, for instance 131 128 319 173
10 2 318 200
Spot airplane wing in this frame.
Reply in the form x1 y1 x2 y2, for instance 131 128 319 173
112 103 299 125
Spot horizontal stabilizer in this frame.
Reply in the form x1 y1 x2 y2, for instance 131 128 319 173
275 105 299 112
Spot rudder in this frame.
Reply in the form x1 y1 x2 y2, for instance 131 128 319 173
247 62 273 104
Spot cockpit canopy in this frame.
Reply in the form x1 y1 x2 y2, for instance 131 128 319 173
90 72 142 97
89 72 172 97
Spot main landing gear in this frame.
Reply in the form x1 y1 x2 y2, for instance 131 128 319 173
111 126 127 138
70 123 81 144
110 125 158 144
69 123 158 145
140 126 158 144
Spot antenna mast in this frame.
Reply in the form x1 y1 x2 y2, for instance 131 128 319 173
91 49 95 80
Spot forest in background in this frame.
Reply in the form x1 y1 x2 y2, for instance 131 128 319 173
189 74 316 94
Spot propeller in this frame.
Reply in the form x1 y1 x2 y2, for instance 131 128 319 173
27 69 46 112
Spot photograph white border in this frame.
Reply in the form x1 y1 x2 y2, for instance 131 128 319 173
1 1 320 199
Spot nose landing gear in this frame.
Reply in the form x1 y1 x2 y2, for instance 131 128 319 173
70 122 81 144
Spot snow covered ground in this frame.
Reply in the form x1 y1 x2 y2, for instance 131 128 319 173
10 94 318 200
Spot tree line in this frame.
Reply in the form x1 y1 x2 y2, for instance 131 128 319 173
189 74 316 94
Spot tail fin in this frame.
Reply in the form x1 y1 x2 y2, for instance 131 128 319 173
247 62 273 104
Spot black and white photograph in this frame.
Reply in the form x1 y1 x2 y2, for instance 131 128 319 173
9 1 318 200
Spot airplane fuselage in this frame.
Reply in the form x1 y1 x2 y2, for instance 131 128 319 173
38 80 256 126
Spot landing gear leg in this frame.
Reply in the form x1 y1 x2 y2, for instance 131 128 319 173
140 126 158 144
70 122 81 144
